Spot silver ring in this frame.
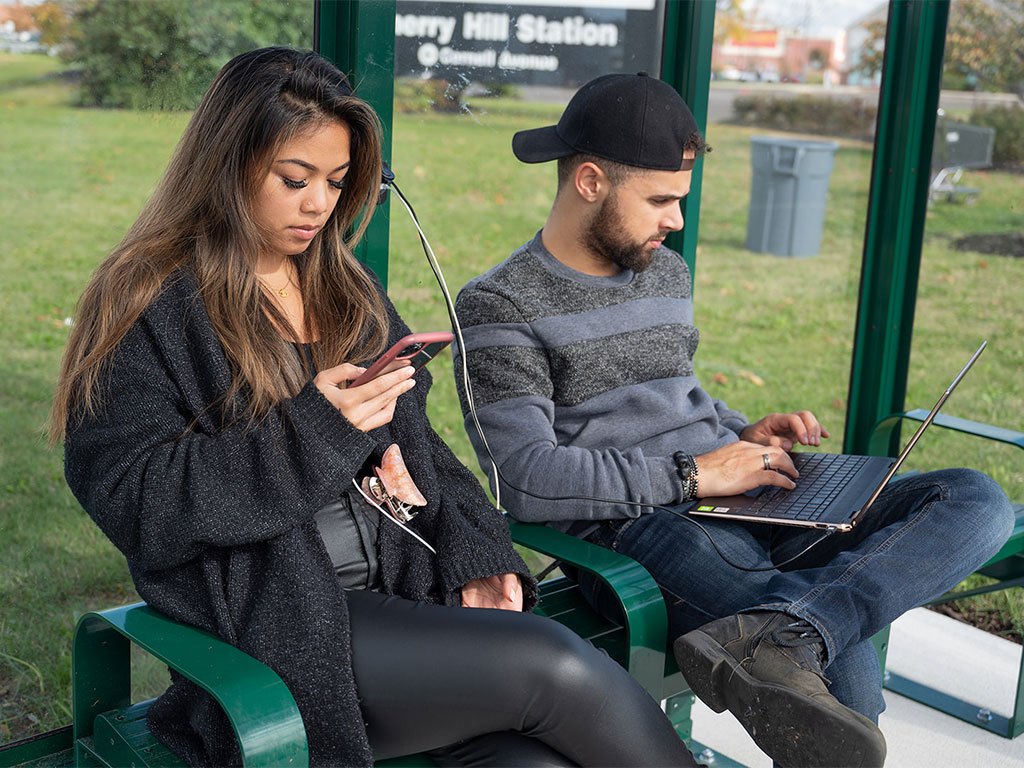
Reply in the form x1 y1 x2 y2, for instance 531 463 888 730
763 453 772 471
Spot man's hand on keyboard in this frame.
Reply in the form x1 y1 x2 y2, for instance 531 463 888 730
739 411 831 451
695 442 799 498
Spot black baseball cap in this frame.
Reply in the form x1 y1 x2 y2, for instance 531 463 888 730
512 73 698 171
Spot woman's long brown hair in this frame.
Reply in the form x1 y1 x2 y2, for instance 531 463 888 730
50 48 388 442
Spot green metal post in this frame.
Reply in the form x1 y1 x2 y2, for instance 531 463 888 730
660 0 716 284
844 0 949 455
316 0 396 287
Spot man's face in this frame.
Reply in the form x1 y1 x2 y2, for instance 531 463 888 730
583 165 693 273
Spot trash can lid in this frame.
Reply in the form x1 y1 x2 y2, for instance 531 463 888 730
751 135 840 151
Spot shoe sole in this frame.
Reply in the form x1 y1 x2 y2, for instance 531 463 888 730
675 629 886 768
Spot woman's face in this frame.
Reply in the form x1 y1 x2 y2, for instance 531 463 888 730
253 119 352 263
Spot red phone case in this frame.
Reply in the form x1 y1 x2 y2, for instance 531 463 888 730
350 332 454 387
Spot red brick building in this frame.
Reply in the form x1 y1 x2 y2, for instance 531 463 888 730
712 29 844 84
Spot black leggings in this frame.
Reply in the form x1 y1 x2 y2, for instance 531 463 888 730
346 589 696 767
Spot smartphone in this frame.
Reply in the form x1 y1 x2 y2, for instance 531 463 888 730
349 332 454 388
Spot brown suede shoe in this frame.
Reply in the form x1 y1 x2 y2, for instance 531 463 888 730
673 611 886 768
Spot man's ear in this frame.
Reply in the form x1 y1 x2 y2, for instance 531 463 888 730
574 161 607 203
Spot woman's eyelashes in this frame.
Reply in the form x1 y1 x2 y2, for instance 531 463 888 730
282 177 345 191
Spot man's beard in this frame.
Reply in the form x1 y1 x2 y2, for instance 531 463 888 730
583 193 662 274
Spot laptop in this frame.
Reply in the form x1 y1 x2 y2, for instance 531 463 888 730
689 342 987 532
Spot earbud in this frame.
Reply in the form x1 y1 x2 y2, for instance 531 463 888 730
378 163 395 206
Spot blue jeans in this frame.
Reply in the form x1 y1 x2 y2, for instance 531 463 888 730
580 468 1014 722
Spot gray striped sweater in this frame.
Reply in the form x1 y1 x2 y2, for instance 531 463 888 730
454 232 748 528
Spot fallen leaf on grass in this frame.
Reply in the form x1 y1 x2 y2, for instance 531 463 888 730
738 370 765 386
711 372 729 385
939 273 955 283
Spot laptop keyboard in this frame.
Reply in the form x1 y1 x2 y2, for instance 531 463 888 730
744 453 871 520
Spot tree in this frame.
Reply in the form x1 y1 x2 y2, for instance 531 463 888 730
945 0 1024 105
64 0 309 110
852 19 886 81
714 0 747 45
31 1 72 48
854 2 1024 104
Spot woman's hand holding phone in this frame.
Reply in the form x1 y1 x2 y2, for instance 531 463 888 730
315 333 450 431
315 363 416 432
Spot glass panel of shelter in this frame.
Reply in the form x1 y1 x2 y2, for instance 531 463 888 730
903 0 1023 504
384 0 892 475
694 0 887 459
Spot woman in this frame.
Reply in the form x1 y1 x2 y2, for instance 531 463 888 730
51 48 695 767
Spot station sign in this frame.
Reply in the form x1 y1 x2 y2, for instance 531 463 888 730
395 0 666 85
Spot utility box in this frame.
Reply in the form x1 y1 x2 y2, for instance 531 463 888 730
930 117 995 203
745 136 839 257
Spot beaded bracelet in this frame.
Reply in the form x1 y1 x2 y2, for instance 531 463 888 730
673 451 699 502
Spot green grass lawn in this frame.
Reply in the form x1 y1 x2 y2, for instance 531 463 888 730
1 53 1021 741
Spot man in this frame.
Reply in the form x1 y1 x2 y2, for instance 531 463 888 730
453 73 1013 768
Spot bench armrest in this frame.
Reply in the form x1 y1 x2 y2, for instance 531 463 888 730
73 603 308 768
869 410 1024 457
508 519 668 696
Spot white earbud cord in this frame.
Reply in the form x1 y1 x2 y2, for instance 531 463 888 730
352 478 437 554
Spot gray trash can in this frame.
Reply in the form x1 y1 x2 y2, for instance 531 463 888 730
745 136 839 257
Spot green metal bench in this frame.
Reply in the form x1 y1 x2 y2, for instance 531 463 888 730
869 409 1024 739
71 604 309 768
3 522 728 768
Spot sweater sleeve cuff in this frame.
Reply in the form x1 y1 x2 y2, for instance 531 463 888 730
291 380 378 465
440 545 538 611
649 455 683 507
727 419 750 437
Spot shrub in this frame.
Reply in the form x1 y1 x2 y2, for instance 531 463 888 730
427 79 468 113
393 78 435 114
393 77 468 114
476 80 520 99
731 94 877 140
65 0 308 110
968 105 1024 164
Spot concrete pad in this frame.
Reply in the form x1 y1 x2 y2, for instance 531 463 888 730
686 607 1024 766
886 605 1020 720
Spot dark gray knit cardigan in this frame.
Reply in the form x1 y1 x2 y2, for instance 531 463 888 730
64 271 536 767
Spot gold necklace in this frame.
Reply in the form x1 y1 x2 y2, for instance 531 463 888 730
261 265 297 298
